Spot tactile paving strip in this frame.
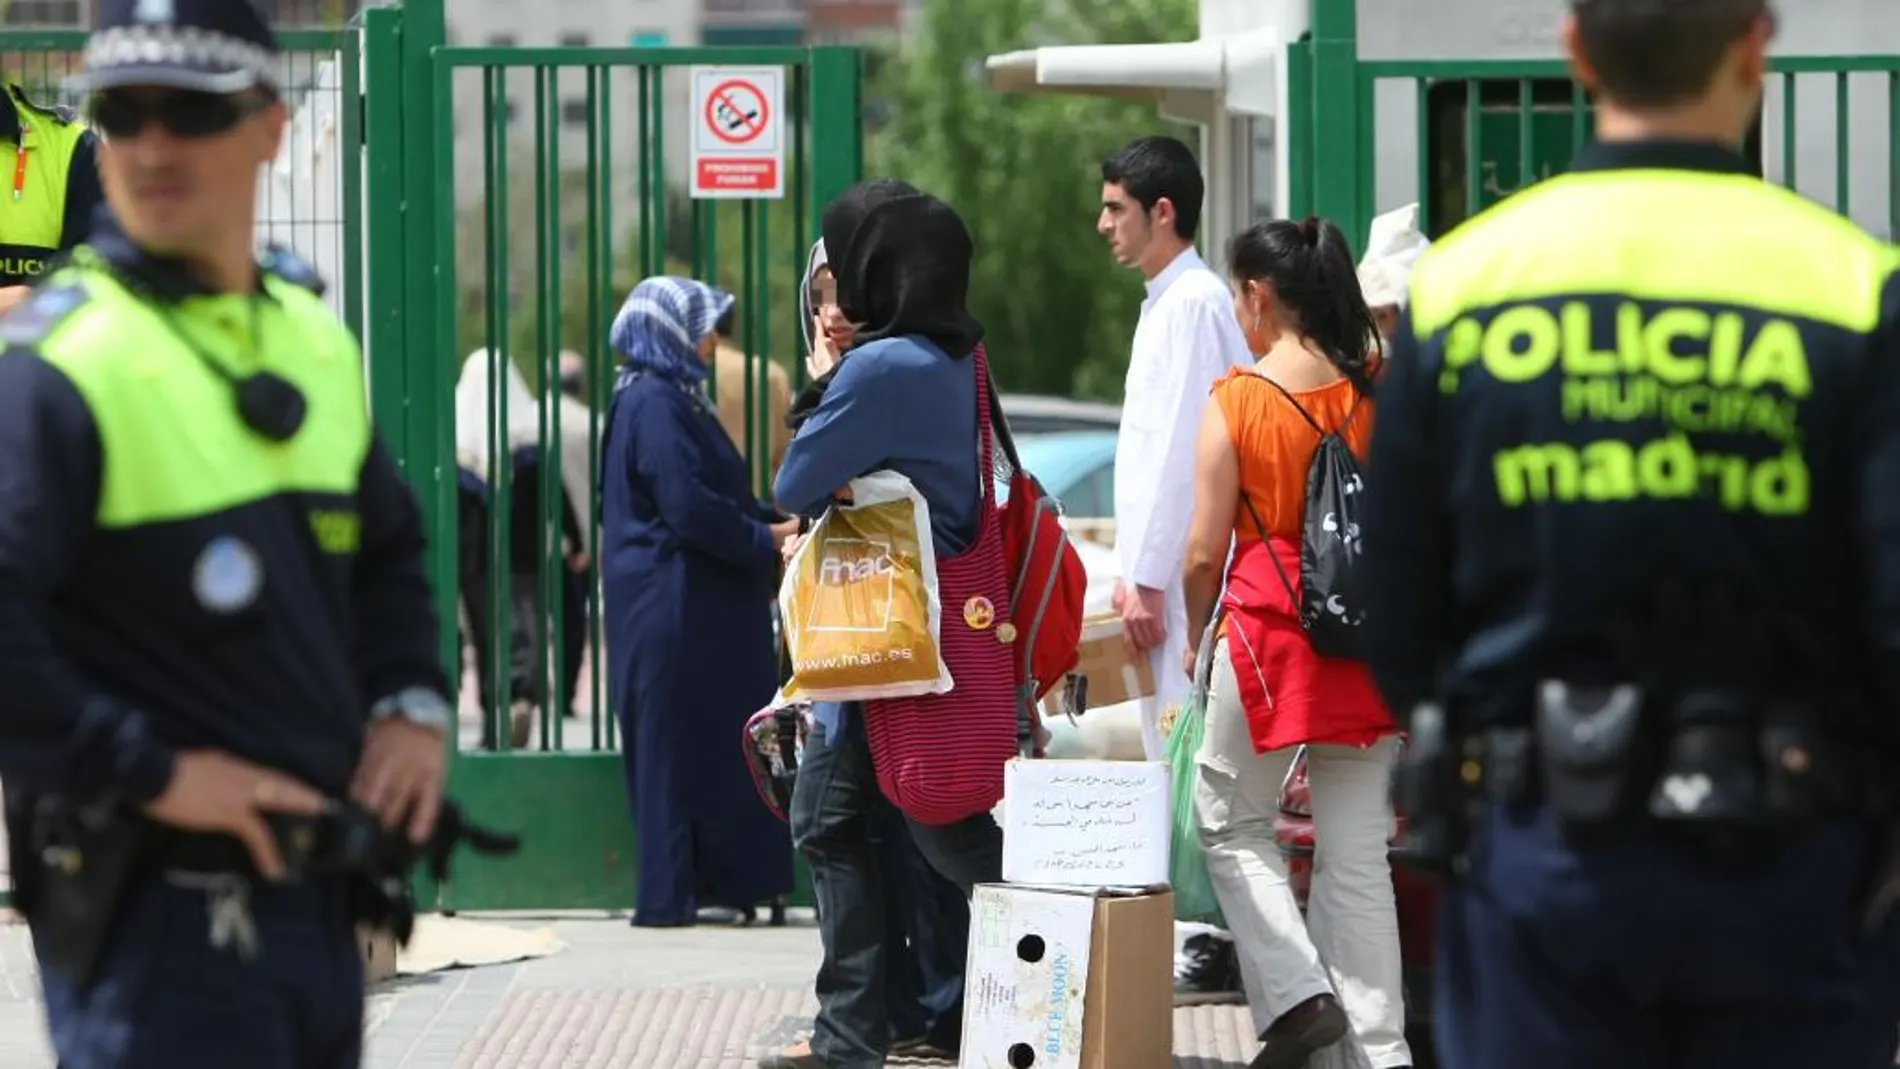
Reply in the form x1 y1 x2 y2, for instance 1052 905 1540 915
453 988 1261 1068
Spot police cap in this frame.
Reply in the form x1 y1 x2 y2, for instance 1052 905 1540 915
71 0 279 96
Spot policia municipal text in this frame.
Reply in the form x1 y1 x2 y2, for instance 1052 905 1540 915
0 3 481 1068
1363 2 1900 1067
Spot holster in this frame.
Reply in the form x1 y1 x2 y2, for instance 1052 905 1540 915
1390 702 1472 875
1533 680 1656 841
20 795 154 992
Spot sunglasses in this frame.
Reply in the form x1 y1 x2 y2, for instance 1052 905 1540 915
88 90 267 140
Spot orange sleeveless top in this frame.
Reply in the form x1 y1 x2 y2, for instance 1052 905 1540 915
1210 367 1394 753
1213 369 1372 541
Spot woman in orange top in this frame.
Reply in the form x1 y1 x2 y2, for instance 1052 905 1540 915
1181 217 1409 1069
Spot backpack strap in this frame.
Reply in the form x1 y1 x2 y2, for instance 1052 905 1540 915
1335 390 1368 439
984 355 1023 473
1253 375 1326 437
1244 371 1366 443
1238 491 1302 619
975 345 999 506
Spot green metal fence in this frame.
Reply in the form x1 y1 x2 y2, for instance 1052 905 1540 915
423 44 862 910
1288 3 1900 254
0 28 364 332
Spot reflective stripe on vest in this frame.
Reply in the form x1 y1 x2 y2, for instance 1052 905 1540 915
0 94 83 285
35 263 371 528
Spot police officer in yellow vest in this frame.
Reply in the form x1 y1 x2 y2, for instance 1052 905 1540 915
0 80 104 311
1362 2 1900 1067
0 1 454 1067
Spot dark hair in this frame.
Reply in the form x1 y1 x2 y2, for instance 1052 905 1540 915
1100 135 1204 242
1227 216 1378 395
1572 0 1768 109
714 306 735 338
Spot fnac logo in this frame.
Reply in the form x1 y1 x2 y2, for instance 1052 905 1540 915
818 538 895 585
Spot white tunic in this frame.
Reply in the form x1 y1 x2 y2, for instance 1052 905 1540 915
1111 248 1256 759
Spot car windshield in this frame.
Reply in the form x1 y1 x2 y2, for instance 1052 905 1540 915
1004 432 1116 518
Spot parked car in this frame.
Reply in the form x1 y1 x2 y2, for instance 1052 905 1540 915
1275 751 1441 1067
1000 393 1122 435
1012 429 1117 520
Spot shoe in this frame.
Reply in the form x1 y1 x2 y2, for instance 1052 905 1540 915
1174 932 1243 1004
508 700 535 748
757 1041 828 1069
890 1036 957 1062
1249 993 1349 1069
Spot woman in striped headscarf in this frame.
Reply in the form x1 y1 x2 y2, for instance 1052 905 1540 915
600 276 801 927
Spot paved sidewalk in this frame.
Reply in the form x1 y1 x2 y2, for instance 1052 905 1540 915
0 910 1261 1068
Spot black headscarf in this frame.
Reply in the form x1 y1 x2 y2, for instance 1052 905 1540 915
819 178 921 268
826 191 985 358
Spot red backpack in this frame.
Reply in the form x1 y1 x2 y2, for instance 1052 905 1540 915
987 367 1088 753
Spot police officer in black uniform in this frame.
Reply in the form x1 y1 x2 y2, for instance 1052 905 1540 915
0 2 455 1067
1363 2 1900 1067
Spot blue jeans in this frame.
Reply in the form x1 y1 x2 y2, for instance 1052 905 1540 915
37 877 363 1069
1436 804 1900 1069
877 799 970 1050
790 711 1002 1069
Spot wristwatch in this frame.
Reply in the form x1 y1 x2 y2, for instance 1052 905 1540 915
369 686 452 734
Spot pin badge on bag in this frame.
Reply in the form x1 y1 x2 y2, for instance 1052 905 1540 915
963 596 994 631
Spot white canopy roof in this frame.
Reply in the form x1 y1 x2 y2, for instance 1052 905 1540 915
984 29 1278 116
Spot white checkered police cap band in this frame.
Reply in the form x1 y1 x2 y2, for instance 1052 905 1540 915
75 24 278 94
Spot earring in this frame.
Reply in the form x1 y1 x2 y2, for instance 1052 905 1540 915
1253 316 1263 333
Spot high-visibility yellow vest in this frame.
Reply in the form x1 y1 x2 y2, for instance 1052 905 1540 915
16 251 370 529
0 85 87 286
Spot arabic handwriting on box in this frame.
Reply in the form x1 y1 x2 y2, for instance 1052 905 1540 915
1022 769 1157 863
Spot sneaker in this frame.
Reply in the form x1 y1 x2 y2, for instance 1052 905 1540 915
1174 932 1243 1005
890 1036 957 1062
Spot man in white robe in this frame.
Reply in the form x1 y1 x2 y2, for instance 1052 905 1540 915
1097 135 1255 761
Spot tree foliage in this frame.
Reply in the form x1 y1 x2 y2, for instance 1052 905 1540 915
869 0 1197 399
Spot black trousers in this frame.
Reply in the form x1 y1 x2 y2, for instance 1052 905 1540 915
790 711 1002 1068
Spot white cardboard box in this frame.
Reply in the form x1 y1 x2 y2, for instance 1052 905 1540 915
960 884 1174 1069
1000 758 1171 889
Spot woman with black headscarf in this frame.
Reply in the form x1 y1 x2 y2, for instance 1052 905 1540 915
762 184 998 1069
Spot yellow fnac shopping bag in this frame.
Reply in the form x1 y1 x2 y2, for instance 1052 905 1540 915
779 471 953 702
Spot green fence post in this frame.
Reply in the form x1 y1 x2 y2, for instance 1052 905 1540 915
362 7 406 445
398 0 457 686
806 46 863 225
1308 0 1364 255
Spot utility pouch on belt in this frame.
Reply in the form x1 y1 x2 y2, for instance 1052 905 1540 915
1648 689 1764 829
1534 680 1650 835
26 796 153 991
1391 702 1468 874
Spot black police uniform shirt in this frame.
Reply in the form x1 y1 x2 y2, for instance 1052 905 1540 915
1361 140 1900 734
0 87 106 284
0 214 448 804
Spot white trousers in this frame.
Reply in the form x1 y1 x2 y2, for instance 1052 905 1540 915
1136 581 1190 761
1193 638 1411 1068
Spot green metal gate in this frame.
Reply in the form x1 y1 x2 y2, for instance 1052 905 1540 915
1286 5 1900 254
410 43 863 911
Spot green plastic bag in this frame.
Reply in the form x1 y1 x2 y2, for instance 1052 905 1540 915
1167 615 1226 927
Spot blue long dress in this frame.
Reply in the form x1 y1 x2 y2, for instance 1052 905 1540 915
601 371 793 925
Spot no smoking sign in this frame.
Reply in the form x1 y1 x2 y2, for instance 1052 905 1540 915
690 66 786 200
